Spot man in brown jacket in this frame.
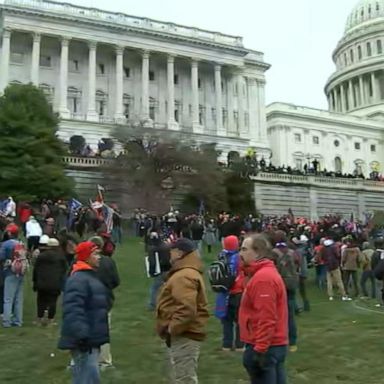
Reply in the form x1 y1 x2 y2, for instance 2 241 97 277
156 238 209 384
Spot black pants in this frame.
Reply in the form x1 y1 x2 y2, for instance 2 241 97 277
28 236 40 252
222 294 243 349
37 290 60 319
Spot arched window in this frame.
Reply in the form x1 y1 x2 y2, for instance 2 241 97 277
335 157 342 173
367 42 372 56
350 49 354 62
358 45 362 60
96 90 108 116
68 87 82 115
123 94 133 120
377 40 382 54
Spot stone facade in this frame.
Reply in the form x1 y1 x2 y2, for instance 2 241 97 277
0 0 271 160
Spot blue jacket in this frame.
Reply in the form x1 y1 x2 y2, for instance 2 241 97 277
0 239 21 278
58 266 109 350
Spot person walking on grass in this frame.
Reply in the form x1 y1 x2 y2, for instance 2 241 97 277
89 236 120 370
320 237 351 302
58 241 109 384
239 234 288 384
32 237 67 326
0 224 28 328
360 241 376 299
156 238 209 384
341 239 362 298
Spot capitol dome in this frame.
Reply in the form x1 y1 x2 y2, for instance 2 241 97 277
345 0 384 33
325 0 384 118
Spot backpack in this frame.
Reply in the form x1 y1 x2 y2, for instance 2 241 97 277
10 242 29 277
208 252 237 293
274 248 299 291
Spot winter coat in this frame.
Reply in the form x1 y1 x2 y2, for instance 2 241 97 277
320 241 341 272
190 223 204 241
341 247 361 271
203 224 217 246
147 243 171 277
58 261 109 351
156 251 209 341
26 220 42 238
33 249 67 292
239 259 288 353
95 256 120 311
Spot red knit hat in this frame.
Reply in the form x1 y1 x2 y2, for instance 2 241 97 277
76 241 98 262
5 224 19 235
223 235 239 251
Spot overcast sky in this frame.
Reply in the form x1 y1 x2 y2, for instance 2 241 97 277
71 0 357 109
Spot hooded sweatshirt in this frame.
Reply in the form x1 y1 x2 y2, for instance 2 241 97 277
320 239 341 272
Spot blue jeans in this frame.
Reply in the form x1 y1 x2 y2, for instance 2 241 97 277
243 345 287 384
3 274 24 327
361 270 376 298
287 290 297 346
148 274 165 310
222 294 243 349
71 348 100 384
316 265 327 290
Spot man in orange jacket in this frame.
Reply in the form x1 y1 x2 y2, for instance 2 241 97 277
239 234 288 384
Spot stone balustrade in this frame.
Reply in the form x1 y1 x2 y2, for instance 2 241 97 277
63 156 112 167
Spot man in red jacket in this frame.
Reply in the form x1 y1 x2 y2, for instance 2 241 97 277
239 234 288 384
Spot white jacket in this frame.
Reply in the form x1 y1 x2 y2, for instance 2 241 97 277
26 220 43 238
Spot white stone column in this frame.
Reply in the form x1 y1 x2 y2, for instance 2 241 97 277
59 37 70 118
257 79 268 143
86 41 98 121
167 54 178 130
214 64 225 136
237 73 244 135
114 46 124 121
191 59 201 133
141 50 151 123
30 32 41 86
340 83 346 112
247 77 259 144
330 90 335 111
371 72 378 102
359 76 365 106
0 28 11 93
348 80 354 110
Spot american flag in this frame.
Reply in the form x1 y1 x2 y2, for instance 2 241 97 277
102 204 114 234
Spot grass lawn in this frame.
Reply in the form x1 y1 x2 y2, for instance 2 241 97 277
1 238 383 383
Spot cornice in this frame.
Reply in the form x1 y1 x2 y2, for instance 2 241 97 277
1 5 251 56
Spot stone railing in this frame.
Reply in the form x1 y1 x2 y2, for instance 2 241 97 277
251 172 384 192
2 0 244 47
63 156 112 167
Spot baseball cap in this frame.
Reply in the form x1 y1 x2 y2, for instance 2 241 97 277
5 224 19 235
169 238 196 254
76 241 98 262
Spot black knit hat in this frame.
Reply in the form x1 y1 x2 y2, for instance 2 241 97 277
169 238 196 254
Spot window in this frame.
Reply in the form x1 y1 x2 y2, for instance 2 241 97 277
40 55 52 67
211 107 216 122
377 40 382 54
174 74 179 85
334 139 340 147
189 104 192 117
149 106 155 120
68 87 81 114
344 53 347 66
355 142 361 150
174 109 179 122
10 52 23 64
234 111 239 131
97 63 105 75
98 101 106 116
358 45 362 60
295 159 303 171
371 144 376 152
244 112 249 128
335 157 342 173
198 78 201 89
199 105 205 125
222 108 227 127
294 133 302 143
313 136 319 145
149 71 155 81
124 103 130 119
124 67 130 78
367 42 372 56
96 90 107 116
234 83 238 96
350 49 354 63
69 59 79 72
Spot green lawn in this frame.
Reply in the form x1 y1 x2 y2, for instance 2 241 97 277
1 238 383 383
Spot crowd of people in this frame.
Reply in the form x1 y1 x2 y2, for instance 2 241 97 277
2 194 384 383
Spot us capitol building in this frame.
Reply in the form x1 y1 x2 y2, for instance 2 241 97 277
0 0 271 163
1 0 384 217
